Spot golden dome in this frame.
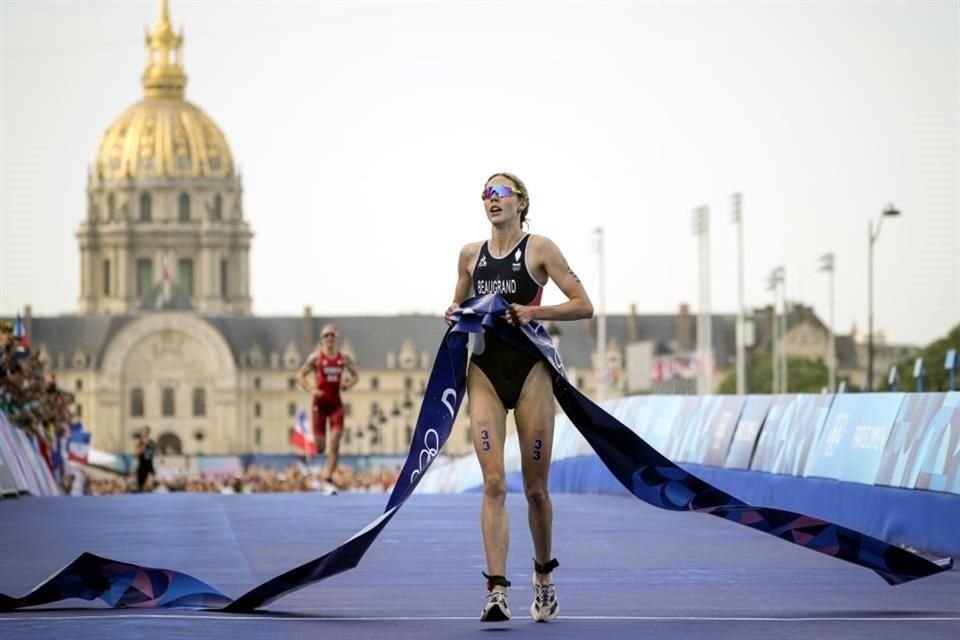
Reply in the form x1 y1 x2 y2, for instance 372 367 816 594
94 1 233 180
96 99 234 180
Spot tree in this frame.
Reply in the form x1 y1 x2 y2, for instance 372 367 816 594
881 323 960 392
718 352 838 394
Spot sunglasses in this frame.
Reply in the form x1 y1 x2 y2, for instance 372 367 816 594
481 185 523 200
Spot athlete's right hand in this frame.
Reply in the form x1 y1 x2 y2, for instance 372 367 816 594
313 389 325 400
444 303 459 326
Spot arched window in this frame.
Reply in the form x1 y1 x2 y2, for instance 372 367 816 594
178 193 191 222
139 192 152 222
157 432 182 455
192 388 206 417
161 387 175 417
136 259 153 296
130 387 144 417
177 258 194 296
212 193 222 221
220 258 228 297
102 259 111 295
107 193 116 220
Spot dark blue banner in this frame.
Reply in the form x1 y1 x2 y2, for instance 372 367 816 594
0 295 950 612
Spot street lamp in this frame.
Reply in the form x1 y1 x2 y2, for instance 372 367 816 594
818 253 836 391
767 267 785 393
402 395 414 446
593 227 607 402
391 403 401 454
867 205 901 390
692 206 712 395
731 193 746 395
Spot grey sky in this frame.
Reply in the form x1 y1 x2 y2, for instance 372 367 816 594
1 0 957 346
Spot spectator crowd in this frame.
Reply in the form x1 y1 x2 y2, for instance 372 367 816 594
79 462 400 496
1 320 74 468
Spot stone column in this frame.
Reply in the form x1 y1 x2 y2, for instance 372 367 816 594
117 242 129 310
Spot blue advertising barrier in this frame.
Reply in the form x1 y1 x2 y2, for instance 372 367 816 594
0 411 31 494
0 411 58 497
751 394 834 476
664 395 746 466
0 432 20 495
804 393 904 484
913 392 960 493
875 393 947 489
724 395 771 469
622 395 697 454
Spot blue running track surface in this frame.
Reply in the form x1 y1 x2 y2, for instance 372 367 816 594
0 493 957 639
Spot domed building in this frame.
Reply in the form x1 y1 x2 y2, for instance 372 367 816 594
78 0 250 315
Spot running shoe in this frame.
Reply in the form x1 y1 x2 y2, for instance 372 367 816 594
530 573 558 622
319 479 338 495
480 590 511 622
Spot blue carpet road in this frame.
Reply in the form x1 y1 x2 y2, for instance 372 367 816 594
0 493 957 639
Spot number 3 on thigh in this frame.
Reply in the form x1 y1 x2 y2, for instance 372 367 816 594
481 429 491 452
532 438 542 460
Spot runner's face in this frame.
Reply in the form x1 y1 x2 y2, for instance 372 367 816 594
321 328 338 349
483 177 522 226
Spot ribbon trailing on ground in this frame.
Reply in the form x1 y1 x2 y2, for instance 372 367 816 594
0 295 950 612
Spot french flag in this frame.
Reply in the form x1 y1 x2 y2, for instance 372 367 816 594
67 423 91 464
289 409 316 455
13 311 30 349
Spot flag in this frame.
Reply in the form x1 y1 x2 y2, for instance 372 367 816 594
51 428 66 481
288 409 316 455
13 311 30 349
67 423 91 464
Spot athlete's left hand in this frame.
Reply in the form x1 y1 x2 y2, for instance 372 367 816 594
504 304 537 326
